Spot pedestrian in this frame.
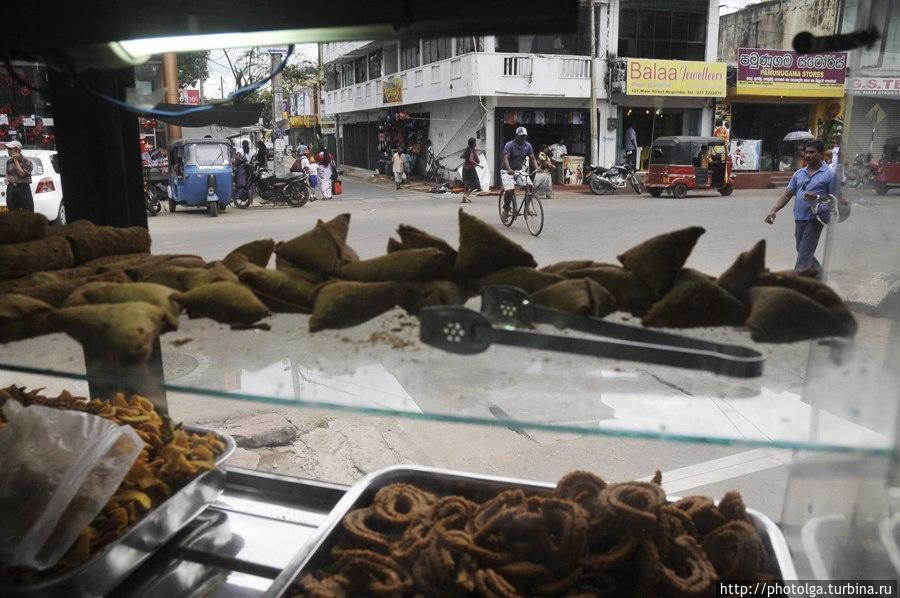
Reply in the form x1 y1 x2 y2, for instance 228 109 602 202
317 147 335 199
4 141 34 212
534 144 554 199
254 140 268 170
548 138 567 185
765 140 838 276
392 149 405 190
424 139 435 177
624 122 638 169
241 139 250 158
460 138 480 203
831 134 845 187
297 139 308 156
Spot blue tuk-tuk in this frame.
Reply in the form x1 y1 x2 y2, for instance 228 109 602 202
168 138 234 217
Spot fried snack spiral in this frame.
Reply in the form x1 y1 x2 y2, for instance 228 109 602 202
643 535 719 596
334 549 412 597
597 482 667 536
717 490 751 523
673 495 727 536
391 518 437 562
371 483 437 527
654 504 699 558
533 497 589 573
702 520 767 580
474 569 523 598
432 495 478 530
410 531 478 596
553 471 607 519
465 489 528 537
295 574 349 598
340 507 394 553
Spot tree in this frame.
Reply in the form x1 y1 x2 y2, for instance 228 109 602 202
177 51 210 89
281 59 322 93
216 48 270 104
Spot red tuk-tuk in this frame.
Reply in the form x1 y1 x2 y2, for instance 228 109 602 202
645 136 734 198
871 137 900 195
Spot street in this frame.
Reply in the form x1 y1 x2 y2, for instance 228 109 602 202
4 178 898 520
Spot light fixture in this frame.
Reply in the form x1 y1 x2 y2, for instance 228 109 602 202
108 25 393 64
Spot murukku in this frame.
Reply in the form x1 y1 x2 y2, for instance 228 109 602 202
334 549 412 597
340 507 393 552
554 470 607 519
654 504 699 558
673 495 727 536
432 495 478 530
391 518 436 562
702 520 766 580
465 489 527 537
532 497 588 573
295 574 349 598
370 483 437 527
474 569 523 598
717 490 750 523
582 535 640 571
410 533 477 596
661 535 719 595
442 528 514 566
597 482 666 536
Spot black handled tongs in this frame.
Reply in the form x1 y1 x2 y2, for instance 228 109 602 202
418 285 763 378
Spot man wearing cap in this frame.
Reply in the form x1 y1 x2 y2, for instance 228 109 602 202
4 141 34 213
501 127 539 221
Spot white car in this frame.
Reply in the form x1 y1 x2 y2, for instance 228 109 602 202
0 149 66 224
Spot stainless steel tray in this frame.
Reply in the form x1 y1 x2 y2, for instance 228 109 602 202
266 464 798 597
1 425 236 598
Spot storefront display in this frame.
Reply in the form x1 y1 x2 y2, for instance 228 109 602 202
730 138 762 171
495 108 588 179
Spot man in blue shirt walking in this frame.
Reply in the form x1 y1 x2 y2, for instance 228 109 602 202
765 140 838 276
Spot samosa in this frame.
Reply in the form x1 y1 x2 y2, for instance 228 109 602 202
224 239 276 268
455 209 536 279
64 281 180 321
567 265 654 316
642 280 747 328
476 266 564 293
717 240 766 306
309 281 401 332
746 287 847 343
174 281 271 326
340 248 449 282
239 267 317 312
0 294 56 343
617 226 705 295
531 278 616 317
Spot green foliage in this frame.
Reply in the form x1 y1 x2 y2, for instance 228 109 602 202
177 51 210 89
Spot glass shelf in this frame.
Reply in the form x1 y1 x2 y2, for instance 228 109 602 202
0 304 894 456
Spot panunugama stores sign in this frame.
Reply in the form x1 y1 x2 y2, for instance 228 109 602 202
626 59 726 97
736 48 847 97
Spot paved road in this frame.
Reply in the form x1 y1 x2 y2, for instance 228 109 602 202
3 178 895 525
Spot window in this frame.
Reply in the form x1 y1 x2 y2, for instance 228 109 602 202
401 39 420 71
454 36 483 55
383 44 399 74
186 144 229 167
367 51 382 80
617 0 708 60
325 69 340 91
422 38 451 65
340 63 353 87
354 58 367 84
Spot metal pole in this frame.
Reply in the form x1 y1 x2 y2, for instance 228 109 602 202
316 42 323 152
589 0 599 167
162 53 182 141
271 52 283 176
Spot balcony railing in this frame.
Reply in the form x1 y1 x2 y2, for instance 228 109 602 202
324 53 597 114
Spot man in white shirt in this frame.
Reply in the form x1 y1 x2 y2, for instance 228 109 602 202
548 138 567 185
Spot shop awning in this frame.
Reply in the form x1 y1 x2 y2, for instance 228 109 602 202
154 103 263 128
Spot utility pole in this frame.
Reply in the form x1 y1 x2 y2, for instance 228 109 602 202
271 51 284 176
589 0 599 168
162 53 182 142
316 42 323 151
219 76 224 99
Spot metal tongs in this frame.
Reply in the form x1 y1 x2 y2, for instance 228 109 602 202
418 285 764 378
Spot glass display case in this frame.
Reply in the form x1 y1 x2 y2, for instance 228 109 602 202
1 1 899 594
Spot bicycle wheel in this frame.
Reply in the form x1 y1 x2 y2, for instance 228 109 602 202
524 192 544 236
498 189 515 227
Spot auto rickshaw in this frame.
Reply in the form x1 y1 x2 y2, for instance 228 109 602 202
871 137 900 195
645 136 734 198
167 138 234 217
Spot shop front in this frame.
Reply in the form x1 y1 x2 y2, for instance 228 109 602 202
845 76 900 163
494 107 590 184
610 58 725 170
723 48 847 182
338 108 430 174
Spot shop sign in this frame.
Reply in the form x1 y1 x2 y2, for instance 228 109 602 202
179 88 201 105
626 59 725 97
383 75 403 104
848 76 900 97
736 48 847 97
289 115 316 128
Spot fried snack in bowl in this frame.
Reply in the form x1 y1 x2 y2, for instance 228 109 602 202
0 387 227 584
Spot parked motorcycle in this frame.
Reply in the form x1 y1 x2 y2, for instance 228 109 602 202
233 163 309 209
143 180 163 217
844 153 876 188
584 160 642 195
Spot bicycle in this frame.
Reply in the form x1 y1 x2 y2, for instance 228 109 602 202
498 170 544 236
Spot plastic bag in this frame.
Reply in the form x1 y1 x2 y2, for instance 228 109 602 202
0 401 143 570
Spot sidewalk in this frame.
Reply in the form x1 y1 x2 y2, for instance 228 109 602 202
337 164 641 197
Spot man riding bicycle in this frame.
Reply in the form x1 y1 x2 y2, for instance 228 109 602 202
501 126 540 222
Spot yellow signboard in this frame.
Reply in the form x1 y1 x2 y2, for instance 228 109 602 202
383 75 403 105
626 59 726 97
289 115 316 128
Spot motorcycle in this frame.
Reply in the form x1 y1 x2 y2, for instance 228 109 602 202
233 163 309 209
844 153 876 188
584 160 642 195
143 180 163 217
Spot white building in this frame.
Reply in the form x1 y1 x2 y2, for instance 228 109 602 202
322 0 721 181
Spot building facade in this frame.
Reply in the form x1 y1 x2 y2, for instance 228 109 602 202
322 0 722 180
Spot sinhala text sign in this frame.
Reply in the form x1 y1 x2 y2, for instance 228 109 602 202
626 59 726 97
737 48 847 97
